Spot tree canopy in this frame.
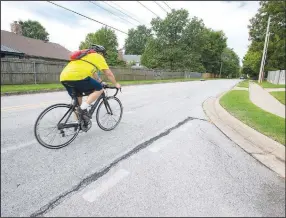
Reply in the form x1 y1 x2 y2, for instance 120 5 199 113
18 20 49 41
125 25 152 55
242 1 285 77
79 27 125 66
140 9 238 76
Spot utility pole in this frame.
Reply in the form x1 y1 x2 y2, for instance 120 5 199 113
258 16 271 83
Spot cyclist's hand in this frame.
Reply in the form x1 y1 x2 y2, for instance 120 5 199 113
115 83 121 89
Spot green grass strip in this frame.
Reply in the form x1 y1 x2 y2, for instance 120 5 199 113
220 90 285 145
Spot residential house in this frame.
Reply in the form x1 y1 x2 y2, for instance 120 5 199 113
1 21 71 62
1 45 24 58
117 48 143 68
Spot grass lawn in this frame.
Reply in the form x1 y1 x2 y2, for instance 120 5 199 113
1 84 64 93
1 78 203 94
256 81 285 88
236 80 249 88
220 90 285 145
270 91 285 105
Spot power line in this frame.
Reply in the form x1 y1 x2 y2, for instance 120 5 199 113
111 1 148 26
137 1 160 18
47 1 128 34
163 1 172 11
103 1 143 25
153 1 168 13
89 1 136 27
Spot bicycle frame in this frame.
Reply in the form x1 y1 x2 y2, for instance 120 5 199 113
57 89 114 130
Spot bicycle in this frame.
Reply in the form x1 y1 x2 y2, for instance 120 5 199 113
34 84 123 149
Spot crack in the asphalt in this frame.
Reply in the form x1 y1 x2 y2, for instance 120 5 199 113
30 116 205 217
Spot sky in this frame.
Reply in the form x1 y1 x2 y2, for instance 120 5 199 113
1 1 260 62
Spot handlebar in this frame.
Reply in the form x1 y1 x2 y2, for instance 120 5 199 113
102 84 121 97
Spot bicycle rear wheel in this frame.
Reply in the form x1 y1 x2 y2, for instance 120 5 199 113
34 104 80 149
96 96 123 131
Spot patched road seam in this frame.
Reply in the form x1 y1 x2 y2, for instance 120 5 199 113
30 116 206 217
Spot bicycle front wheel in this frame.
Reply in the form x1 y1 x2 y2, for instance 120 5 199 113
34 104 80 149
96 97 123 131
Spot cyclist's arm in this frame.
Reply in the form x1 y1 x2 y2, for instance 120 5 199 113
92 71 103 83
95 55 118 86
102 69 117 86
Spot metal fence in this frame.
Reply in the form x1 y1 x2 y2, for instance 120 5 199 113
1 58 203 85
267 70 285 85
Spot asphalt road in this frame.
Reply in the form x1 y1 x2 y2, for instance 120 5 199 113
1 80 285 217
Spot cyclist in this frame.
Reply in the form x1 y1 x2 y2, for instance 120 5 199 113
60 44 121 122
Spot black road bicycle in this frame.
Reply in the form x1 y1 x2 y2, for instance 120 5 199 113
34 84 123 149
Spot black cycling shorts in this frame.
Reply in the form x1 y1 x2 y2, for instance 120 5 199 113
61 76 103 97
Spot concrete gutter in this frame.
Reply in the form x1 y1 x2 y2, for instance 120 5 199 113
203 91 285 178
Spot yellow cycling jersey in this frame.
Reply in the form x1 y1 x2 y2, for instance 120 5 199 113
60 53 109 81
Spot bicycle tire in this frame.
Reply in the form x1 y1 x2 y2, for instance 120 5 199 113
96 96 123 131
34 103 80 149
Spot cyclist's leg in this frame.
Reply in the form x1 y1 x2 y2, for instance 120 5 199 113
61 81 82 121
70 77 103 122
61 82 82 107
78 77 103 107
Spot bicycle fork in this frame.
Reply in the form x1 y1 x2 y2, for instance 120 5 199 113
103 98 113 115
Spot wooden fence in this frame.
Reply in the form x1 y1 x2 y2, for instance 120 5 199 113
1 58 203 85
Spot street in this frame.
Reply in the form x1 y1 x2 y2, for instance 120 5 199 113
1 80 285 217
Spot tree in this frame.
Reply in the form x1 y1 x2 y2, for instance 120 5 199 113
181 17 208 72
79 27 118 51
201 29 227 74
79 27 125 66
125 25 152 55
242 49 262 77
142 9 190 70
18 20 49 41
220 48 240 78
242 1 286 77
141 9 228 73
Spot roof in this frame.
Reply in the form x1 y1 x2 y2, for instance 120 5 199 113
1 45 24 54
1 30 71 60
123 55 141 63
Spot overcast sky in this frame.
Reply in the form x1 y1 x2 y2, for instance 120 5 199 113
1 1 260 62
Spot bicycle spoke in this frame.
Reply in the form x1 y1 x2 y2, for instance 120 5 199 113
110 116 118 123
48 130 58 144
42 127 57 137
37 126 57 131
102 115 110 125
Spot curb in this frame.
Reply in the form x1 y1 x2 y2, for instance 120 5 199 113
203 91 285 178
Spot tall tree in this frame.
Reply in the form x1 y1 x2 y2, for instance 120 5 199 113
201 29 227 75
242 1 286 77
142 9 190 70
79 27 124 66
125 25 152 55
141 9 228 73
181 16 208 72
220 47 240 78
79 27 118 51
18 20 49 41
